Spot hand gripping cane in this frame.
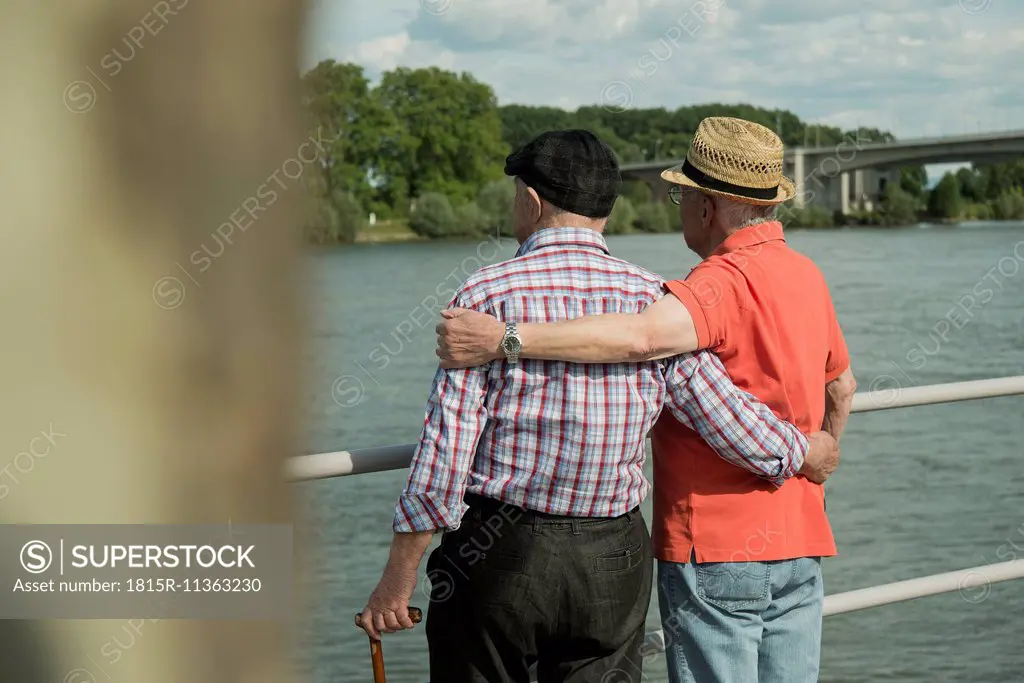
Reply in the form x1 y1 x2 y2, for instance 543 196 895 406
354 607 423 683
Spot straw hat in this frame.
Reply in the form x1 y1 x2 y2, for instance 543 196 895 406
661 116 795 206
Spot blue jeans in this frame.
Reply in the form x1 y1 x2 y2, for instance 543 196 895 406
657 554 824 683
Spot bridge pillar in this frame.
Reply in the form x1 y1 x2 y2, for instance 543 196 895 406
839 172 850 215
802 170 849 215
852 170 866 212
792 150 806 208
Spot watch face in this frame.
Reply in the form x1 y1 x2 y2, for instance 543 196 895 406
503 336 521 353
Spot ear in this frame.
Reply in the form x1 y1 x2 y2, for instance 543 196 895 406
525 186 543 221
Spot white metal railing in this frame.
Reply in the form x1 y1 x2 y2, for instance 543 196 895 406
285 375 1024 482
300 374 1024 666
638 558 1024 657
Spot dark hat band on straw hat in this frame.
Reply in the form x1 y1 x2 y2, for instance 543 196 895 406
680 158 780 201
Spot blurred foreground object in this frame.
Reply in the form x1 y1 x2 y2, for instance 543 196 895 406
0 0 311 681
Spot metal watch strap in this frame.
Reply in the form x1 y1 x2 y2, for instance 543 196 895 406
503 322 520 363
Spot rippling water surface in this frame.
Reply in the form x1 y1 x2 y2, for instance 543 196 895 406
296 222 1024 683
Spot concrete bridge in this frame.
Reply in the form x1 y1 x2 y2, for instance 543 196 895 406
621 129 1024 215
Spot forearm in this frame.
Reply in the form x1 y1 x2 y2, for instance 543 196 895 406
822 369 856 440
383 530 434 576
519 314 654 363
518 293 701 363
822 395 850 440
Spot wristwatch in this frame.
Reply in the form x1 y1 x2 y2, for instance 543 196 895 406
500 322 522 364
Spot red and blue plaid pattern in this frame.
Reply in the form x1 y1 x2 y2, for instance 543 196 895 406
394 228 807 533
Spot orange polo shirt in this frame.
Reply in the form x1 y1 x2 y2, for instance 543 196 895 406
652 221 849 564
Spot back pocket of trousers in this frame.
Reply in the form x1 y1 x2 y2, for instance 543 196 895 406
593 541 645 573
695 561 771 612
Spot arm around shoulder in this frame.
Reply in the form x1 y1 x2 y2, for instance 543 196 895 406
506 289 700 364
435 274 707 367
599 292 701 362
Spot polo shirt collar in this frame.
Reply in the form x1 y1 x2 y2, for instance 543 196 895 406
516 227 611 258
713 220 785 256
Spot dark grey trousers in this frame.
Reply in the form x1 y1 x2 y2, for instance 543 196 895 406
425 494 653 683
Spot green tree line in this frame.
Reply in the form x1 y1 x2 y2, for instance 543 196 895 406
788 161 1024 228
299 60 1024 241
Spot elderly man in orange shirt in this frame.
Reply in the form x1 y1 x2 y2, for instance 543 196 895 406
435 117 857 683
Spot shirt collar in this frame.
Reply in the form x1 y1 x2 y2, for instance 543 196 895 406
516 227 611 258
712 220 786 256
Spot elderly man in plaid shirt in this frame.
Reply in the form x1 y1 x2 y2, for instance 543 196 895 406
358 130 837 683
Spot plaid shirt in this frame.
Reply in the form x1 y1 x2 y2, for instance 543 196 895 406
394 228 808 533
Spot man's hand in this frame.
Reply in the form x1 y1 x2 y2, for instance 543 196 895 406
358 565 419 641
799 431 840 484
436 308 504 368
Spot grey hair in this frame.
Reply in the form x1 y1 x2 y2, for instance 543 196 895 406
714 196 776 229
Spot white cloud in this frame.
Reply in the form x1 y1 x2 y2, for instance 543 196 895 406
341 31 458 74
306 0 1024 138
897 35 927 47
345 32 411 72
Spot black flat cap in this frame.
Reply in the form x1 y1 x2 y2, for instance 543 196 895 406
504 129 621 218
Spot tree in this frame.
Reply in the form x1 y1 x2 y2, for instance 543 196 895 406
899 167 928 197
848 127 895 144
493 103 887 170
375 67 508 206
301 60 397 210
881 184 919 225
927 173 963 219
605 197 636 235
298 153 362 244
614 142 646 164
992 190 1024 220
302 191 364 244
664 200 682 231
783 205 833 228
476 179 515 236
498 105 576 151
454 202 490 237
634 202 671 233
620 181 653 205
955 167 988 202
410 192 460 238
980 160 1024 200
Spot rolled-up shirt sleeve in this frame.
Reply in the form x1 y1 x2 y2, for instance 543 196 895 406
661 351 808 486
393 362 488 532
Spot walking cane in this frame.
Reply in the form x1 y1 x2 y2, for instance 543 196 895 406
354 607 423 683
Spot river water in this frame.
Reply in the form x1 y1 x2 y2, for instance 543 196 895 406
295 221 1024 683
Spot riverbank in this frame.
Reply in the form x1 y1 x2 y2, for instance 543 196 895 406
354 220 422 243
350 216 1023 243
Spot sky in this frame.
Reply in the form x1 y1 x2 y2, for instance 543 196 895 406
302 0 1023 147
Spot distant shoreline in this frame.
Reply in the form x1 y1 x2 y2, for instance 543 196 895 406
344 217 1022 245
